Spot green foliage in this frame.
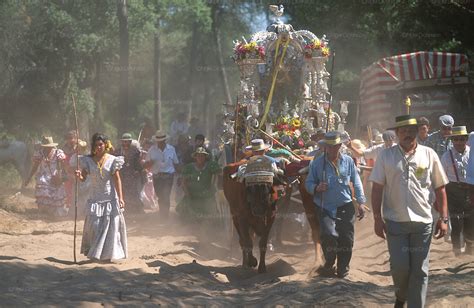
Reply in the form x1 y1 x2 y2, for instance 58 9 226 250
0 165 22 189
0 0 472 141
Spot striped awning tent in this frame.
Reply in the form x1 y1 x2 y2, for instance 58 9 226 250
359 52 469 128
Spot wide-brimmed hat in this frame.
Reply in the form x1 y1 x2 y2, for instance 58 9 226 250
388 115 418 130
40 136 58 147
350 139 366 151
373 134 384 145
120 133 133 141
192 146 209 158
154 130 168 141
245 139 270 151
447 126 468 137
318 131 342 146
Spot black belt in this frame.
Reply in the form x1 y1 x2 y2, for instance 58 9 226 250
447 182 469 189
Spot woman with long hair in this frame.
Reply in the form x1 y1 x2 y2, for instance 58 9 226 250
75 133 127 261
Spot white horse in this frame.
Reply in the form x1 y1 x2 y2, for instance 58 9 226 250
0 140 30 187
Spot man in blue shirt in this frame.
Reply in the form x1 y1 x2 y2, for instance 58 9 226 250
305 131 366 278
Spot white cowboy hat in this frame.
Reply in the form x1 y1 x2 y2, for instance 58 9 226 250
40 136 58 147
245 139 270 151
154 130 168 142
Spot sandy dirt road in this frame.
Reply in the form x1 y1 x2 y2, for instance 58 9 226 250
0 190 472 307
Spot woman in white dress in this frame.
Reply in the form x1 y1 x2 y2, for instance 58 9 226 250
75 133 128 261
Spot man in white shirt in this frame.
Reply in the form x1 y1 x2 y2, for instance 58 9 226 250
369 115 449 308
169 113 189 145
440 126 473 256
144 131 179 218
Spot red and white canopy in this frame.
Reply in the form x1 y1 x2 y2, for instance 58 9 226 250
359 51 469 128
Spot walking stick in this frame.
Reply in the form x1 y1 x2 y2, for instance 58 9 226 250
255 128 303 160
321 50 336 212
233 96 239 162
72 95 80 264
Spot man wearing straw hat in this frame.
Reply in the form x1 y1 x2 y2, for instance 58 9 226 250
370 115 449 308
440 126 473 256
144 130 179 219
246 138 271 155
305 131 367 278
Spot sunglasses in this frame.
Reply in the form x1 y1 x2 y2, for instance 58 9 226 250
451 137 468 142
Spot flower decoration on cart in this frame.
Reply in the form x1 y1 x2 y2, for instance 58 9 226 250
304 37 330 59
218 4 347 156
233 39 266 62
273 116 310 149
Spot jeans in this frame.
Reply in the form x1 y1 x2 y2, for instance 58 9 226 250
152 173 174 218
386 220 432 308
316 202 355 274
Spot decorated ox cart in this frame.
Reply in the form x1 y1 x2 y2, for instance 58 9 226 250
219 5 350 155
219 5 341 272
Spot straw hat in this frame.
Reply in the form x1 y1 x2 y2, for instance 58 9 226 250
388 115 418 130
40 136 58 147
191 147 209 158
120 133 133 141
447 126 468 137
318 131 342 147
154 130 168 142
350 139 366 152
245 139 270 151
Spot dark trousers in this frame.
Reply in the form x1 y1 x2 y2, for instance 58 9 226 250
316 202 355 274
446 182 474 254
153 173 174 218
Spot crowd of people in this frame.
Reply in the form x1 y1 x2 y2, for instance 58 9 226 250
306 114 473 307
22 112 473 308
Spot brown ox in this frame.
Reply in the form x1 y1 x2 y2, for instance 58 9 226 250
222 161 277 273
284 159 323 266
298 174 323 266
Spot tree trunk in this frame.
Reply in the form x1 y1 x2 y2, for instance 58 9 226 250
117 0 129 134
203 75 211 138
153 22 162 130
94 56 104 133
212 4 232 106
187 22 199 121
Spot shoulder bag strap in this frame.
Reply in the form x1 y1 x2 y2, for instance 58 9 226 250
448 149 460 182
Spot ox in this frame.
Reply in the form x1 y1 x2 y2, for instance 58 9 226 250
281 159 323 266
222 160 280 273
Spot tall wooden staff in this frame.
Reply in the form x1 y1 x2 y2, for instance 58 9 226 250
233 96 240 162
72 95 80 263
321 51 336 211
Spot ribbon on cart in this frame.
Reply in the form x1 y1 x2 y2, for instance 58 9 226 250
258 37 290 129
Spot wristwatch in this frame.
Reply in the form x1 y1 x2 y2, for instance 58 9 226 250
438 217 449 224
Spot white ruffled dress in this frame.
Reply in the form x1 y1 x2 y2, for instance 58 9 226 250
80 154 128 261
